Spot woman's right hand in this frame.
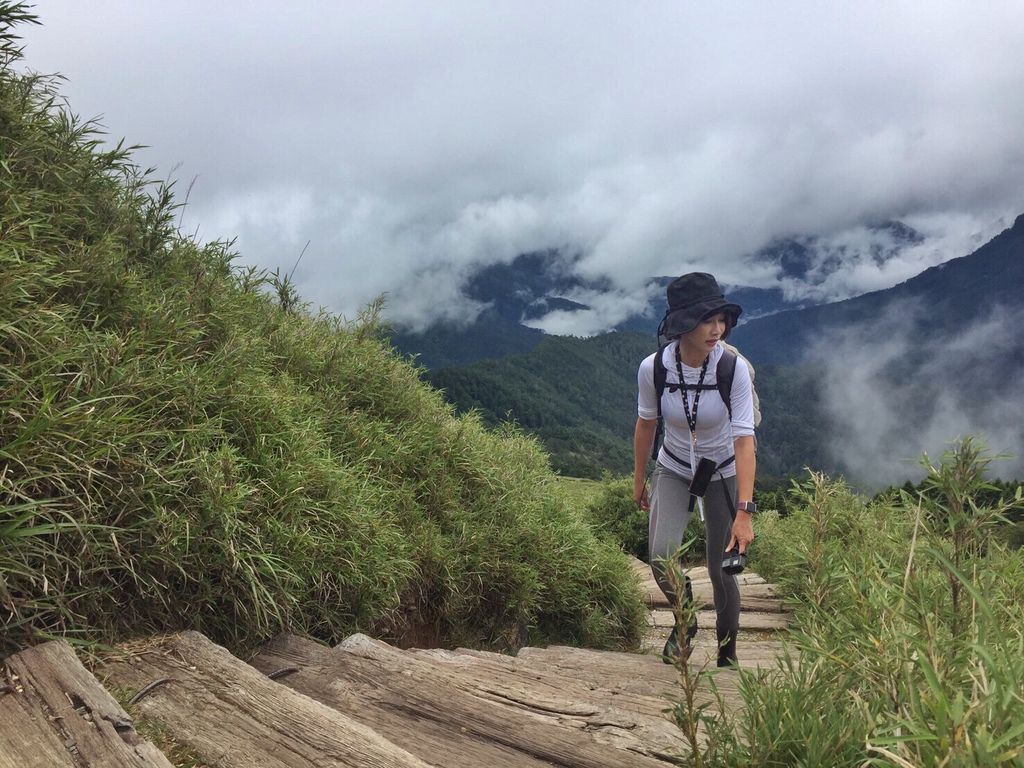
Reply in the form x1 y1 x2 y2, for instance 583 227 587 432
633 418 657 511
634 477 649 511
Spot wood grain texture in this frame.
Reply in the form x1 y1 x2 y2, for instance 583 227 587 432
647 608 790 632
251 632 682 767
101 631 430 768
630 558 784 611
0 640 172 768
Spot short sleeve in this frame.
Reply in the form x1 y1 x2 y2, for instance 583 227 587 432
729 356 756 438
637 352 659 420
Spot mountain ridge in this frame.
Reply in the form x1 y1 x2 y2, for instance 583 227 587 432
424 214 1024 482
392 220 935 369
731 213 1024 365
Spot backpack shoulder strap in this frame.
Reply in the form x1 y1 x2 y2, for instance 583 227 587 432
653 342 671 418
650 343 671 462
716 348 738 421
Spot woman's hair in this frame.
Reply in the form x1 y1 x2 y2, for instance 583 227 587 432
673 310 735 341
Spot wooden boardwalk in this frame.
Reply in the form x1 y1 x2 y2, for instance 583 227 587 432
630 557 790 669
1 560 790 767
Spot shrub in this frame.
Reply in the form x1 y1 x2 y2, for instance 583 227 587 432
584 477 650 561
683 441 1024 766
585 475 709 565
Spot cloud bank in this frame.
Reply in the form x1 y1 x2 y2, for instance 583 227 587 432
810 304 1024 489
20 1 1024 331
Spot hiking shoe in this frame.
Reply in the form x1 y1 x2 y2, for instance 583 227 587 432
662 619 699 665
661 625 681 664
716 630 738 668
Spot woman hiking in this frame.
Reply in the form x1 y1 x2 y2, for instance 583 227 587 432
633 272 756 667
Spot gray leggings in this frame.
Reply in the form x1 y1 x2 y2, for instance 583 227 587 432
648 462 740 637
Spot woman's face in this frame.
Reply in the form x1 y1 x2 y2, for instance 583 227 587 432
683 313 728 353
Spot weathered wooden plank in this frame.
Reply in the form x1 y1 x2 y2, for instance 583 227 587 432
0 691 81 768
101 631 430 768
515 645 747 698
631 558 780 610
250 634 557 768
647 608 790 632
0 640 172 768
637 631 790 669
251 633 682 767
632 561 767 587
403 641 691 724
431 632 787 677
683 565 767 586
409 644 698 723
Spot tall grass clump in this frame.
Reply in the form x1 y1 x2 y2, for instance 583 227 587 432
678 439 1024 766
0 5 646 656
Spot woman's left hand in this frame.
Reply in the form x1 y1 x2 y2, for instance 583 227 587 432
726 512 755 555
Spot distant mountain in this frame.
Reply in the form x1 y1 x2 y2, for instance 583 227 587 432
731 214 1024 365
390 249 585 369
753 220 924 283
729 213 1024 484
427 330 827 481
612 281 802 335
392 221 927 369
427 332 648 477
425 214 1024 483
389 315 544 371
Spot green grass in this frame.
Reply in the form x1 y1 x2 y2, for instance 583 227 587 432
675 440 1024 766
0 4 646 657
550 475 606 510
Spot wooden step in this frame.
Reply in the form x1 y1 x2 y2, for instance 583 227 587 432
409 643 714 721
250 632 683 767
647 608 790 632
0 640 172 768
514 644 747 697
631 558 787 612
100 631 430 768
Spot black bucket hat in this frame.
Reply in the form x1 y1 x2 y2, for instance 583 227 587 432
657 272 743 339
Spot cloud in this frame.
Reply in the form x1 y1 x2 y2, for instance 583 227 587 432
769 213 1008 305
522 283 661 336
19 2 1024 330
809 303 1024 489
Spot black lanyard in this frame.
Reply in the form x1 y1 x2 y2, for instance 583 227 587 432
675 345 710 445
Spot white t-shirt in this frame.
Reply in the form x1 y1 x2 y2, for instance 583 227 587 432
637 342 755 478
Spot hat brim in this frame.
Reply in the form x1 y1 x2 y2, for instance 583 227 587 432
663 300 742 338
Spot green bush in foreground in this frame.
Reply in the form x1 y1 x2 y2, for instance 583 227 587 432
0 6 646 656
678 440 1024 767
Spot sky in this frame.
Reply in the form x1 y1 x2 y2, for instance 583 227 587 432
18 1 1024 334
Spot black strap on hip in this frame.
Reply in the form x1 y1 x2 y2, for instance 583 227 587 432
659 450 736 514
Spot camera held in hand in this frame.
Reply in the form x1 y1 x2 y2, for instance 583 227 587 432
722 545 746 575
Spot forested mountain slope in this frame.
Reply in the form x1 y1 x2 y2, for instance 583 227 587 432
428 216 1024 482
427 333 826 480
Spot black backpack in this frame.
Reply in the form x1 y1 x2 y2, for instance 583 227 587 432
650 343 740 462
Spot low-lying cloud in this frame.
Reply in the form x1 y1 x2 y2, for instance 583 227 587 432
810 304 1024 489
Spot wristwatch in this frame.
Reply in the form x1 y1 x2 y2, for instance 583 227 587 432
736 501 757 514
